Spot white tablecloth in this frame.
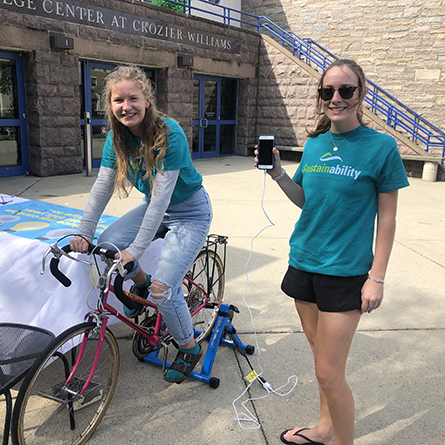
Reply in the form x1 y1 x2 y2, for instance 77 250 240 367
0 232 162 336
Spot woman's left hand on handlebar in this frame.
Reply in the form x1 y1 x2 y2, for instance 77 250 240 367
116 249 136 266
70 236 91 253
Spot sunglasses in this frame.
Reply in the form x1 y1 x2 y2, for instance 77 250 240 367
318 86 359 101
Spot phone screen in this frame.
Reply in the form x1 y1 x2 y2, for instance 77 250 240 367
258 136 275 169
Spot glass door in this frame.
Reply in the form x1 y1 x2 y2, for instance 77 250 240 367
192 74 237 159
0 51 29 177
80 60 115 169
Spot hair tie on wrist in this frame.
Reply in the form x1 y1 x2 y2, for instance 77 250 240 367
368 276 384 284
272 168 286 181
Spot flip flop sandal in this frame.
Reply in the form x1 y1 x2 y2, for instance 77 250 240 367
123 285 149 318
280 428 324 445
164 345 202 384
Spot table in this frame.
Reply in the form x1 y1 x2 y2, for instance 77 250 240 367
0 195 162 336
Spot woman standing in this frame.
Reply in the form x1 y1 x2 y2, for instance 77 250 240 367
256 59 409 444
71 65 212 384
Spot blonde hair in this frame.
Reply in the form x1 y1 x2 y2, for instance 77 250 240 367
307 59 368 138
104 65 168 197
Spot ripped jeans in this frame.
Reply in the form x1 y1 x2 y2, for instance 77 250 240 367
98 187 212 345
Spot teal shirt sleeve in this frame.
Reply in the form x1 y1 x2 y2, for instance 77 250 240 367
161 119 192 171
375 136 410 193
100 132 117 169
292 144 307 185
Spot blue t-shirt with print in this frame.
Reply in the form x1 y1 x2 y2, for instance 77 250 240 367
290 125 409 277
101 118 202 205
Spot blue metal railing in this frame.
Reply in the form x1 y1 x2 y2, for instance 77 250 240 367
145 0 445 160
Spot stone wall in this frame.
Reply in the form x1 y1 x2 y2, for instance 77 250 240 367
241 0 445 133
24 50 81 176
155 67 194 142
256 41 318 147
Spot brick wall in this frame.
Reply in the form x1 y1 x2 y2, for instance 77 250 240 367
241 0 445 133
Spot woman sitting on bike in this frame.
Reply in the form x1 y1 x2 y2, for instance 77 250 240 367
70 65 212 384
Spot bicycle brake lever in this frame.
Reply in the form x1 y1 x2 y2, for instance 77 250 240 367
117 261 126 276
40 243 62 275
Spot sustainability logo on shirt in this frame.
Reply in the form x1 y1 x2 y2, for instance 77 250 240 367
300 152 362 180
130 155 147 172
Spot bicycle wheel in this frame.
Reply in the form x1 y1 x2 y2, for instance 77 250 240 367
185 250 225 343
12 322 119 445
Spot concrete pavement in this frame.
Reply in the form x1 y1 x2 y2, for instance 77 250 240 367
1 155 444 444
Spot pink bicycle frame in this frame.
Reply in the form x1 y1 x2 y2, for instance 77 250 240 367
63 275 208 396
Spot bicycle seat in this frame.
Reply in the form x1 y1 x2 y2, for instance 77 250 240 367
154 226 169 240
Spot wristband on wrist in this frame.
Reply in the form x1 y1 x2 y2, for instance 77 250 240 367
368 276 384 284
272 168 286 181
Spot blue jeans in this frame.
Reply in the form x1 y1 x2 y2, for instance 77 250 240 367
98 187 212 345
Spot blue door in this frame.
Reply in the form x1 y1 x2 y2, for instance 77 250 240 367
0 51 29 177
192 74 237 159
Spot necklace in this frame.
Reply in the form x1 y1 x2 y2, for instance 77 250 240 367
329 126 358 152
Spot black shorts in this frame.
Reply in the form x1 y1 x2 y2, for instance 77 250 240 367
281 265 367 313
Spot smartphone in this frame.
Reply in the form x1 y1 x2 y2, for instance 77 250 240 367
257 134 275 170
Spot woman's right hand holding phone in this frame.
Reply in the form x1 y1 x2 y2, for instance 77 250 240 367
254 146 283 179
255 147 305 208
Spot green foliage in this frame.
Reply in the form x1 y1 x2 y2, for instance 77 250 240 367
151 0 190 11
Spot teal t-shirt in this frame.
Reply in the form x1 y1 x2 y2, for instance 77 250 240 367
101 118 202 205
290 125 409 277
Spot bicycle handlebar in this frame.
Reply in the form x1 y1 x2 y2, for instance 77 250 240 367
112 266 141 311
49 245 73 287
49 243 140 311
50 243 118 287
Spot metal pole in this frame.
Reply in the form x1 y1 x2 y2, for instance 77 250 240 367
84 111 92 177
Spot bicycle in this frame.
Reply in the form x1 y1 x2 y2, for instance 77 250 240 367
11 233 227 445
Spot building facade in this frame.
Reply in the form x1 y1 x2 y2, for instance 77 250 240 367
0 0 260 177
0 0 443 178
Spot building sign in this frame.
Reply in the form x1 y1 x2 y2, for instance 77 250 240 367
0 0 240 53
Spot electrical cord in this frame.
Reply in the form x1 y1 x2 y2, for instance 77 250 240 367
232 169 298 430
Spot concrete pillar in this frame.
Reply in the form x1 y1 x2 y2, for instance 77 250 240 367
422 162 438 182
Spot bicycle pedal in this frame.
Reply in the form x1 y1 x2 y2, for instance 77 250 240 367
157 334 171 348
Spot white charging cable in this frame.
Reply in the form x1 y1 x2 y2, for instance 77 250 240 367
232 169 298 430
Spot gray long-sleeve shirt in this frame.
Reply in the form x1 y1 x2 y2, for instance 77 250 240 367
77 166 179 260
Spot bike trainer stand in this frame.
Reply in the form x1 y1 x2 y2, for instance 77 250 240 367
142 303 254 388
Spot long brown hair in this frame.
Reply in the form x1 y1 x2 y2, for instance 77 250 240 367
307 59 367 138
104 65 168 197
